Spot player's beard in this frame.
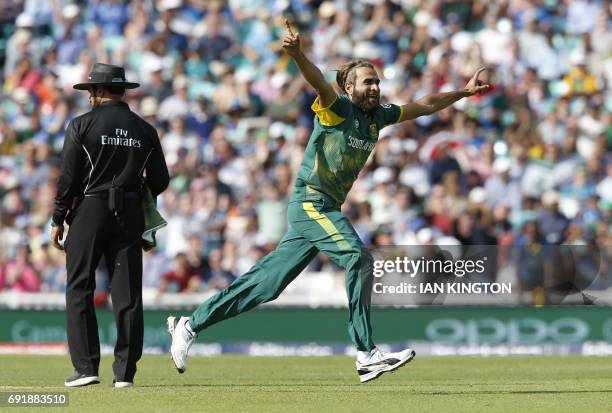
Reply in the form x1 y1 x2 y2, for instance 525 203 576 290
351 89 380 114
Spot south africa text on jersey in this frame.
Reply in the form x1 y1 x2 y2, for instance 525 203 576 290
347 136 375 151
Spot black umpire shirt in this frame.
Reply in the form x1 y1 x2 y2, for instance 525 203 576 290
52 100 169 226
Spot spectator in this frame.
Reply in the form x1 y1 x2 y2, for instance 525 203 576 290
202 248 235 291
54 4 86 65
256 180 287 245
158 253 200 293
485 157 522 212
4 244 41 292
158 76 190 122
428 143 462 185
563 55 599 96
3 13 45 77
195 8 234 62
87 0 129 37
538 190 570 245
185 233 208 277
513 219 552 304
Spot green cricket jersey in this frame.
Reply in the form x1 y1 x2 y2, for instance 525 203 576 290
291 95 403 208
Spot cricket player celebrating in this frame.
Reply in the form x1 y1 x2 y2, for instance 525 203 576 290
168 21 490 383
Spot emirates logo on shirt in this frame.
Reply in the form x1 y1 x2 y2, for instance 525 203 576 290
101 128 142 148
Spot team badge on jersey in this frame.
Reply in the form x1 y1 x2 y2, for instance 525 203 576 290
370 124 378 137
382 104 392 109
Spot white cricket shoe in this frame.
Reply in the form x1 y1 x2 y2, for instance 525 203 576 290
167 316 196 374
356 347 416 383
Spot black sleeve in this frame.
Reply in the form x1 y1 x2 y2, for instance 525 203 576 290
145 126 169 197
52 121 84 226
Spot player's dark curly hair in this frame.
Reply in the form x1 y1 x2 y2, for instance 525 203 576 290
336 60 375 95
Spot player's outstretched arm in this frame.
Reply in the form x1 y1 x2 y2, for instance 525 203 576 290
282 20 336 108
397 68 491 122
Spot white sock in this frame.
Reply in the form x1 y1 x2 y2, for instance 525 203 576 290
357 348 376 363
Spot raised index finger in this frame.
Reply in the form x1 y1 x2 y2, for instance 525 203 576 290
285 19 296 37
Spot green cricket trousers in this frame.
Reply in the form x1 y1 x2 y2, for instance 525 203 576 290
189 197 375 351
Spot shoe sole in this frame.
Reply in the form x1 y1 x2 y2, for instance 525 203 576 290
166 316 185 374
64 376 100 387
359 350 416 383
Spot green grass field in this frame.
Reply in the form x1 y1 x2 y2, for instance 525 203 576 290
1 355 611 412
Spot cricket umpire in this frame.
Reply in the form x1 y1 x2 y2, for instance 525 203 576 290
50 63 169 388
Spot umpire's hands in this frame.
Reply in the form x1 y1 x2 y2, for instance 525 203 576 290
51 224 65 251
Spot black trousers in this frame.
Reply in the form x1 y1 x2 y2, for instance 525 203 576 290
65 195 144 381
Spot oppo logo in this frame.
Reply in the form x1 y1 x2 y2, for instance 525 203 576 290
425 318 591 344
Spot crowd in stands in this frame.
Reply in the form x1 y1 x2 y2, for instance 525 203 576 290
0 0 610 299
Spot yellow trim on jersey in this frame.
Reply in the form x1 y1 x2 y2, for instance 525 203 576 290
397 104 405 124
302 202 351 250
311 95 345 127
